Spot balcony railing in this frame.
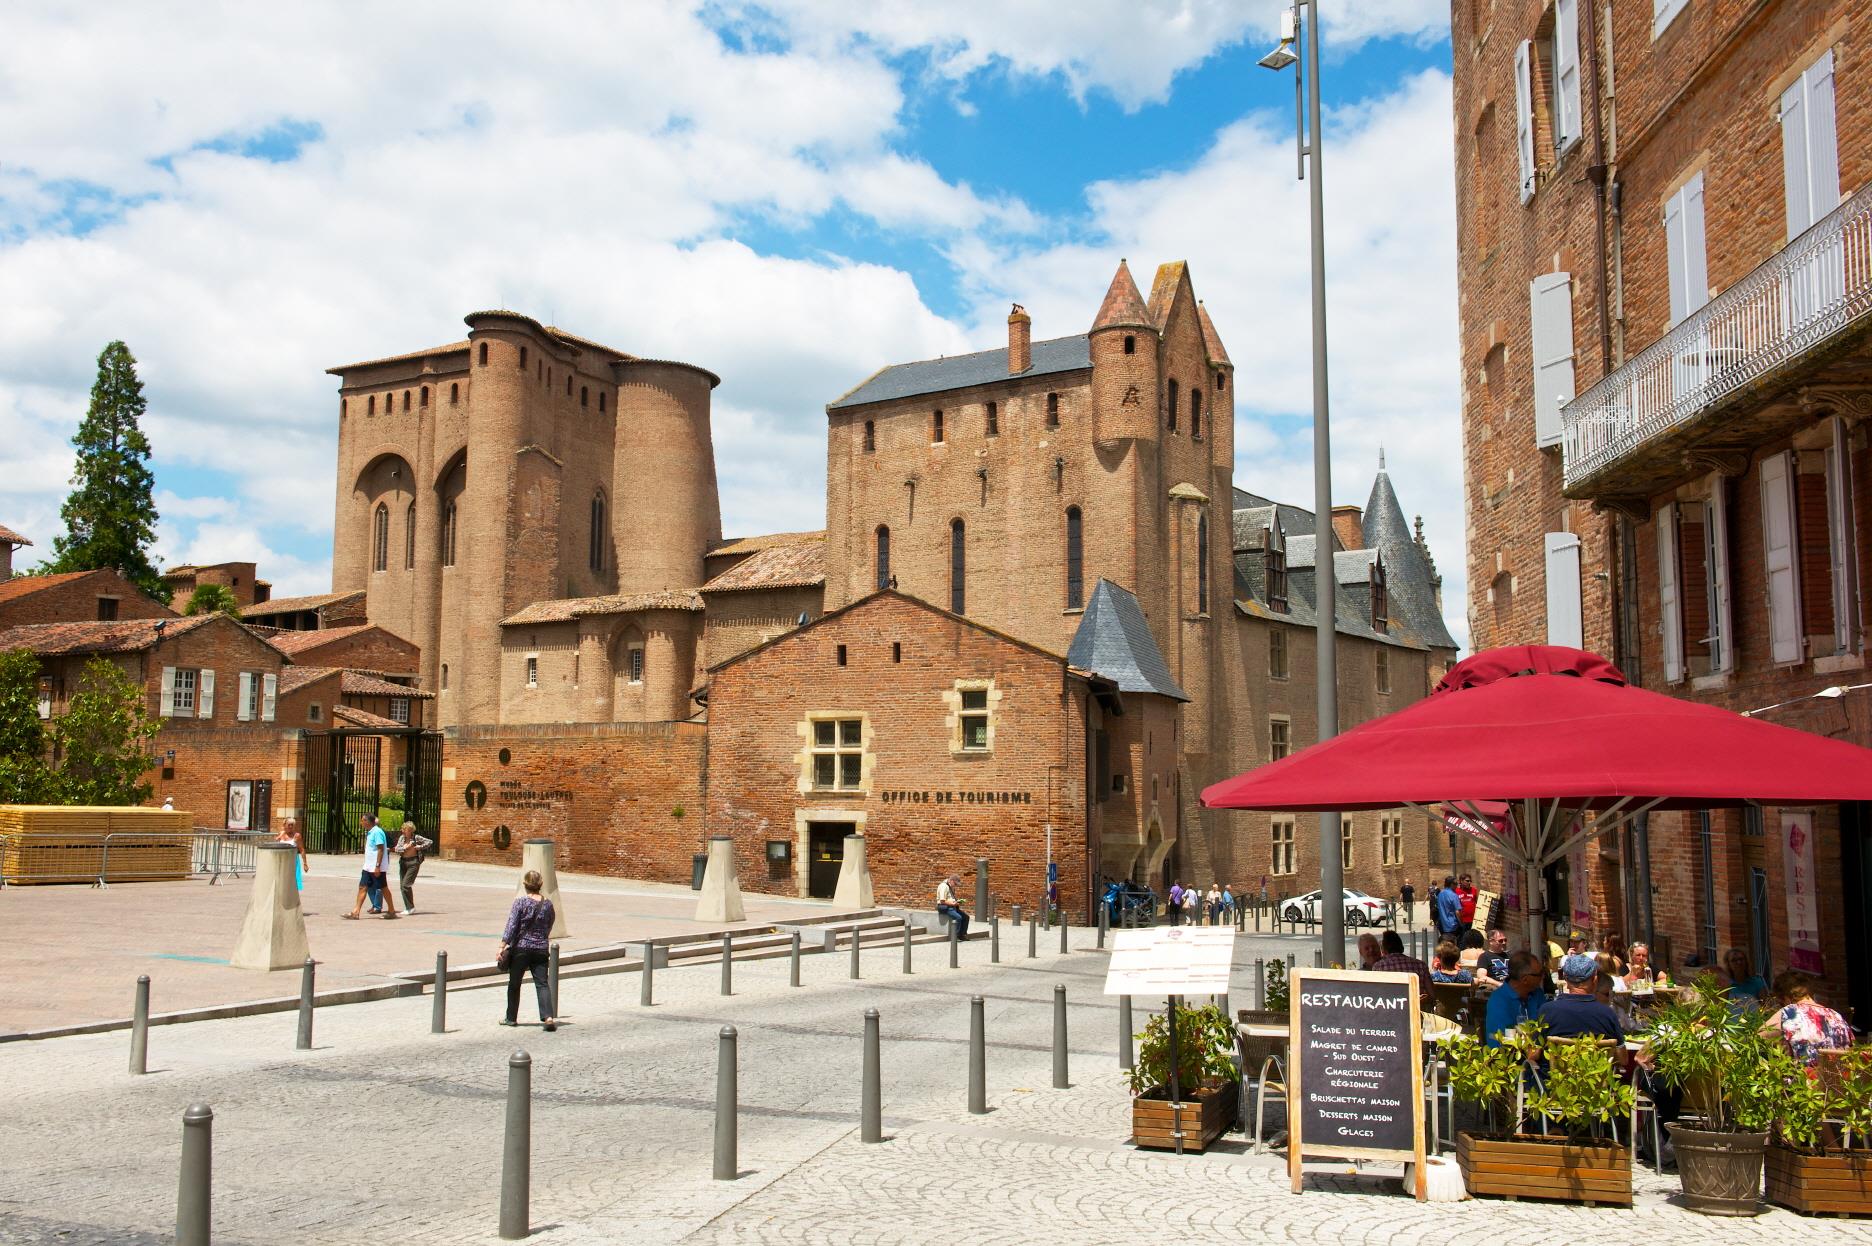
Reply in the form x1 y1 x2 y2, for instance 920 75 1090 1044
1562 190 1872 489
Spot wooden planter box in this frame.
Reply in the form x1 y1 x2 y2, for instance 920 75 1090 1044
1132 1082 1236 1154
1456 1131 1633 1207
1766 1144 1872 1216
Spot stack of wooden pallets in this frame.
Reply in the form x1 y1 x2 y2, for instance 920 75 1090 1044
0 805 194 885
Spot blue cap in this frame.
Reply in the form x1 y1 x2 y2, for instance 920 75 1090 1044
1560 953 1598 984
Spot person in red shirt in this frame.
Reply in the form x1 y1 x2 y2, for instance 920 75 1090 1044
1455 873 1479 937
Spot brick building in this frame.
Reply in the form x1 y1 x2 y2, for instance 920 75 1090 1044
0 568 175 628
1452 0 1872 1010
240 589 367 632
0 524 29 580
163 561 271 610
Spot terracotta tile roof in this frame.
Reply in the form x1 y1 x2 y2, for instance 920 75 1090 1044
500 591 704 626
327 340 471 374
1091 260 1153 332
340 671 432 699
709 530 825 558
702 538 825 593
268 624 375 655
0 570 94 604
1197 301 1232 367
332 704 404 730
242 590 365 618
0 525 31 546
0 614 215 656
276 666 339 696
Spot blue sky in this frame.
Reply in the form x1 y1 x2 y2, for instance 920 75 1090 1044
0 1 1464 642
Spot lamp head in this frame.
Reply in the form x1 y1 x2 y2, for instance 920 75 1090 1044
1258 42 1297 71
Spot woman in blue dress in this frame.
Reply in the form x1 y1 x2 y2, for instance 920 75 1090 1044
277 818 307 890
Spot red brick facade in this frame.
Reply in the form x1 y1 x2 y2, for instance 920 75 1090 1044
0 569 175 629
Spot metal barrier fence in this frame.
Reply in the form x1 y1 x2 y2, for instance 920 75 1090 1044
0 830 266 887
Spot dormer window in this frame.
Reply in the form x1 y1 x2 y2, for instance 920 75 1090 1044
1266 545 1288 613
1371 556 1388 630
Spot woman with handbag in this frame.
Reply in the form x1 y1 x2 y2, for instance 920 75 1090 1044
392 818 435 914
499 870 556 1031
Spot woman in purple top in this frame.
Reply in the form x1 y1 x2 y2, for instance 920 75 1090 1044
500 870 557 1031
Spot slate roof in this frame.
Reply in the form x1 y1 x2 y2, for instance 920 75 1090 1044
0 614 216 656
701 538 825 593
827 335 1091 410
0 525 30 546
500 590 704 626
1065 580 1190 702
1363 466 1459 651
242 590 365 619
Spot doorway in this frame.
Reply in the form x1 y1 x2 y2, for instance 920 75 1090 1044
807 823 853 899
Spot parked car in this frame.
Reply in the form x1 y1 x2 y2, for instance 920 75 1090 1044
1281 888 1390 927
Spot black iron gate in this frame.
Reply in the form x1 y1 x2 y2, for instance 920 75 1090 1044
304 732 382 855
405 732 444 851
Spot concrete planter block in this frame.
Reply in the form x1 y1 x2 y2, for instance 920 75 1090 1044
695 835 746 923
517 839 568 938
230 842 310 970
833 834 874 909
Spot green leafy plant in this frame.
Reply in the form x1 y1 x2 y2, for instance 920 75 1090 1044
1827 1045 1872 1150
1646 973 1779 1133
0 648 52 803
1441 1022 1543 1133
1527 1037 1637 1141
1774 1056 1831 1152
43 340 166 601
1264 960 1290 1014
183 584 241 617
1126 1003 1236 1097
47 657 161 806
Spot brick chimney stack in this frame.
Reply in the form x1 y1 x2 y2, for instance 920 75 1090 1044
1331 505 1365 550
1007 304 1032 374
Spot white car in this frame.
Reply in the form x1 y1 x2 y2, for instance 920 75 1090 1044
1281 888 1390 927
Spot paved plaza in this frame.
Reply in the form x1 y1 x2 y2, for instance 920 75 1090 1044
3 897 1868 1246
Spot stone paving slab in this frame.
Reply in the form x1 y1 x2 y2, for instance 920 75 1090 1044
0 928 1864 1245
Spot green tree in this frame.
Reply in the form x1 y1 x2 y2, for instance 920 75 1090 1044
0 648 53 803
47 657 161 806
184 583 241 618
45 341 165 600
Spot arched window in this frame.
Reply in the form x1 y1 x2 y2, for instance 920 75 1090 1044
949 519 966 614
565 375 572 396
932 410 945 443
875 525 891 590
450 382 459 404
580 385 589 407
373 503 389 571
519 346 529 369
1065 506 1084 609
863 420 875 452
367 395 376 415
420 385 429 408
441 663 449 690
1196 512 1209 613
1167 379 1179 431
442 501 458 568
589 491 607 573
478 342 488 366
340 397 348 417
1046 393 1060 427
405 502 416 569
1191 390 1201 439
986 402 998 436
1123 334 1136 354
598 392 606 413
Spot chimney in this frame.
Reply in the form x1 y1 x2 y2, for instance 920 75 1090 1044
1007 304 1032 374
1331 505 1364 550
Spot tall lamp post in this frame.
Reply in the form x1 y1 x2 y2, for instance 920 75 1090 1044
1261 1 1343 969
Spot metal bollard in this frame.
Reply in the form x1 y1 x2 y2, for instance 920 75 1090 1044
968 996 987 1115
549 942 561 1012
1028 915 1037 959
1119 994 1134 1069
949 919 959 969
790 930 801 988
432 951 448 1034
1012 903 1022 928
721 933 733 996
849 928 861 980
500 1051 530 1239
1255 959 1266 1009
296 957 314 1050
641 942 655 1006
1059 914 1068 955
1097 903 1107 948
975 857 990 931
130 975 150 1075
175 1103 212 1246
861 1008 882 1144
991 914 1000 964
1052 984 1070 1089
1314 950 1324 968
714 1025 738 1180
1287 953 1296 973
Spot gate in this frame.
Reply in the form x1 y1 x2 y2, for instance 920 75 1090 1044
304 733 382 855
405 732 444 851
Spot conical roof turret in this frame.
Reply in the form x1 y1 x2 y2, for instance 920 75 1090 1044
1196 300 1231 368
1091 259 1154 333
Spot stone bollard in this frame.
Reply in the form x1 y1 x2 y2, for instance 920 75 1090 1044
295 957 315 1050
130 975 150 1075
948 919 960 969
789 930 801 988
721 933 733 996
1219 992 1231 1021
1313 950 1324 969
1052 984 1070 1089
549 942 561 1012
695 835 746 923
968 996 987 1115
1119 995 1134 1069
1027 916 1037 959
432 951 448 1035
230 841 309 970
714 1026 738 1180
175 1103 212 1246
991 914 1000 964
833 834 874 909
1255 959 1266 1009
641 942 655 1006
861 1008 882 1144
1287 953 1296 973
974 857 990 929
901 916 913 975
518 838 569 937
849 928 861 980
1059 914 1068 955
1012 903 1022 928
500 1050 530 1239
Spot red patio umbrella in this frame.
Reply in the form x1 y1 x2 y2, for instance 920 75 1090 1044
1202 645 1872 947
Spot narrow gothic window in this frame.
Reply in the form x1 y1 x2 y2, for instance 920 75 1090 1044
442 501 458 567
373 503 389 571
566 375 572 396
1065 506 1084 609
986 402 999 436
950 519 966 614
589 492 607 573
1167 379 1179 432
421 386 430 408
1046 393 1060 427
932 410 945 443
405 502 416 569
450 382 459 404
1191 390 1201 438
520 346 529 369
580 386 588 407
1124 335 1136 354
1196 512 1209 613
403 390 411 412
478 343 488 365
598 392 606 412
863 420 875 452
875 525 891 591
368 395 376 415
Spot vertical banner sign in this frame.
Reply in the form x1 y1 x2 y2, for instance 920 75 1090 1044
1287 968 1426 1199
1569 835 1592 929
1781 809 1824 973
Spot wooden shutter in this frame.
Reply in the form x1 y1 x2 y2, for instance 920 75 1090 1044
197 669 215 719
1785 50 1840 237
262 673 278 723
160 666 176 717
1544 532 1583 648
1657 504 1685 683
237 671 253 722
1706 479 1734 673
1514 41 1536 203
1782 69 1812 236
1529 272 1576 448
1761 451 1805 664
1666 173 1709 325
1797 464 1836 639
1826 416 1860 653
1680 507 1709 662
1554 0 1582 152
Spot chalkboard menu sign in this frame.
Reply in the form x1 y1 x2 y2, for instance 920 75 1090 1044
1286 967 1425 1199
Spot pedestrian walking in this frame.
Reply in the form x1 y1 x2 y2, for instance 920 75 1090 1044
1432 874 1460 940
393 816 434 914
1220 884 1235 923
1180 885 1198 925
344 814 398 919
276 817 307 891
1399 878 1416 927
935 873 970 940
1167 880 1184 925
499 869 557 1031
1455 873 1478 939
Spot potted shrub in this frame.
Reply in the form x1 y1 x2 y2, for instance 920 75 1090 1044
1766 1044 1872 1215
1646 974 1780 1215
1127 1002 1238 1153
1446 1023 1636 1206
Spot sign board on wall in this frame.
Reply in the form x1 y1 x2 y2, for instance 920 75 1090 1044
1102 927 1235 996
1782 809 1824 973
1286 967 1426 1199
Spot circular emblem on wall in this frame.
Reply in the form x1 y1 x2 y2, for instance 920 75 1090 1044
464 780 487 810
498 748 512 766
493 824 512 851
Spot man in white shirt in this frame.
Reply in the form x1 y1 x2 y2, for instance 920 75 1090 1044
935 874 969 939
345 814 399 920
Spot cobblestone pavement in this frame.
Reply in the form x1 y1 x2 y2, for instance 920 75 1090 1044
0 858 844 1034
2 929 1863 1246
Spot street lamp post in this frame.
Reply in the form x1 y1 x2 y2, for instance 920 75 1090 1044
1262 0 1343 970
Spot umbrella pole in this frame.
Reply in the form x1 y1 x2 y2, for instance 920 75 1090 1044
1523 798 1544 955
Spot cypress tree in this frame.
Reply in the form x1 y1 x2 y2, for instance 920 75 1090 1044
47 341 164 600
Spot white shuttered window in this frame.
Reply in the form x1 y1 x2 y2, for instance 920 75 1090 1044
1554 0 1583 154
1665 172 1709 325
261 673 278 723
1704 480 1734 674
1545 532 1584 648
160 666 176 717
1529 272 1575 448
1825 417 1861 654
237 671 254 721
1760 451 1804 664
197 669 215 720
1781 49 1840 238
1514 41 1536 203
1657 505 1685 683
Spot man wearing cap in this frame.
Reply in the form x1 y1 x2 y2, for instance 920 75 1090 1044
1539 953 1624 1040
1484 951 1548 1046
